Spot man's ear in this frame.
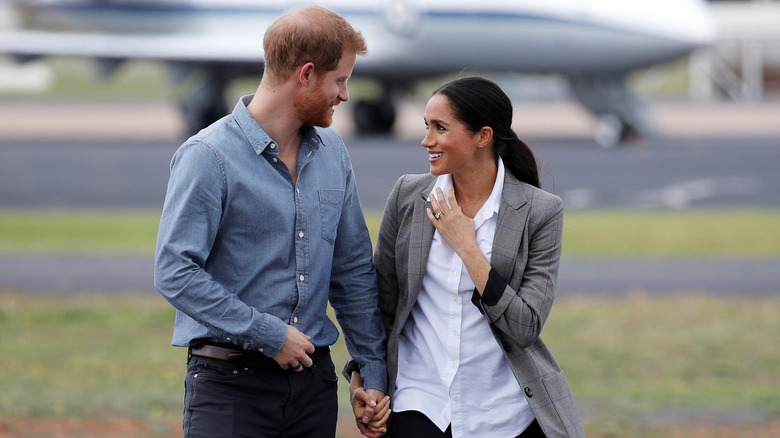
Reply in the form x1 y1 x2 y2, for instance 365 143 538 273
298 62 316 86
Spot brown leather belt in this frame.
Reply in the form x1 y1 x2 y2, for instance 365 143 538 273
189 343 330 370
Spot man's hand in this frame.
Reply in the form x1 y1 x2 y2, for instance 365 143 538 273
273 325 315 371
350 372 390 437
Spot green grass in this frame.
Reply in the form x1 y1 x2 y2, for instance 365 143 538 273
546 295 780 415
1 209 779 257
0 293 778 437
1 208 779 436
1 58 170 101
0 210 161 254
561 209 780 257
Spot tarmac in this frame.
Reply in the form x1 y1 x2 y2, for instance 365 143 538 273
1 253 777 297
3 99 780 141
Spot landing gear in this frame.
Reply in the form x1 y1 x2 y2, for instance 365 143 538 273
593 113 637 148
353 99 396 135
179 69 228 136
567 73 649 148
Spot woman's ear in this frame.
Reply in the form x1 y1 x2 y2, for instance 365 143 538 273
477 126 494 148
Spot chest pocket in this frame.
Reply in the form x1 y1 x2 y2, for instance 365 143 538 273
318 189 344 244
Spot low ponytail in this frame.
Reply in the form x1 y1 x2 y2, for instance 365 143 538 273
493 128 539 188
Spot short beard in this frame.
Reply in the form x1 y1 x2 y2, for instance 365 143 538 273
293 78 335 128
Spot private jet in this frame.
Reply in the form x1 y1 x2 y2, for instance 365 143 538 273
0 0 715 146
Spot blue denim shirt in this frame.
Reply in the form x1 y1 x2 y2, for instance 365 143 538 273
154 95 387 391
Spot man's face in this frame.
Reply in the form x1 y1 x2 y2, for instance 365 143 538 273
293 49 356 127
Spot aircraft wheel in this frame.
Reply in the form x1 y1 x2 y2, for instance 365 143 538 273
353 100 396 135
182 100 227 136
593 114 629 148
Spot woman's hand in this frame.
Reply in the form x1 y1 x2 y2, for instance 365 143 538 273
426 187 492 293
350 372 391 437
426 187 477 254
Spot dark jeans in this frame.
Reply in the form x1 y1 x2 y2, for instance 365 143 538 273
389 410 545 438
182 354 338 438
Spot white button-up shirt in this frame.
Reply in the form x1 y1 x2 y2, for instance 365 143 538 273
393 159 534 437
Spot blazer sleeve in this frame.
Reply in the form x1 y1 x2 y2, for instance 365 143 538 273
373 175 405 337
476 193 564 348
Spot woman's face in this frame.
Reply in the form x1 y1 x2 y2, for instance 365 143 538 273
421 94 482 176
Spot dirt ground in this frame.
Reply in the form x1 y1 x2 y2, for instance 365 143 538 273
2 418 779 438
0 418 369 438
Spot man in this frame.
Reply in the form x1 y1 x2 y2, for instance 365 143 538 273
154 6 387 437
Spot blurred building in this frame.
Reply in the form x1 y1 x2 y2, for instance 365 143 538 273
692 0 780 100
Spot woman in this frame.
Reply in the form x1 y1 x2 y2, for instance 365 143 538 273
349 77 585 438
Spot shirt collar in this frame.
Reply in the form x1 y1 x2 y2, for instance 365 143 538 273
430 157 505 229
233 94 324 155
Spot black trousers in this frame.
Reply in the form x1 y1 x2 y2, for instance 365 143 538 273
182 354 338 438
389 410 545 438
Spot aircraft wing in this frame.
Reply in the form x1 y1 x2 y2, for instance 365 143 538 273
0 30 264 63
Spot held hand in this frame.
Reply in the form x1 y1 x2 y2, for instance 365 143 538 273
351 374 389 437
365 389 391 434
273 325 315 371
352 388 390 437
427 187 477 254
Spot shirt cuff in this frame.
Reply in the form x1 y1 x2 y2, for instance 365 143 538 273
341 358 360 382
473 268 507 307
355 361 388 395
249 314 288 358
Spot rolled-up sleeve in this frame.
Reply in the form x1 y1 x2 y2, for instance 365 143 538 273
327 147 387 393
154 141 288 356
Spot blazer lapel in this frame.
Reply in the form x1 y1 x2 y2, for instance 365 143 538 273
491 174 530 284
407 179 438 305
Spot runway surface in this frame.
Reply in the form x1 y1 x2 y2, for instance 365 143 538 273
1 101 778 296
1 253 777 297
2 136 779 211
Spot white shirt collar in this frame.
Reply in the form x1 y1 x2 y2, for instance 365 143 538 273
429 157 505 229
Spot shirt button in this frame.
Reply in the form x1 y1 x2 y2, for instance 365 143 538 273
272 157 278 163
299 275 304 282
259 348 264 353
293 316 298 323
298 231 304 238
269 142 276 149
296 187 300 194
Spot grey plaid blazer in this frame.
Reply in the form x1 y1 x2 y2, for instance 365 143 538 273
373 172 585 438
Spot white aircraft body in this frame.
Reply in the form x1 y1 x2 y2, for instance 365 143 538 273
0 0 714 146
